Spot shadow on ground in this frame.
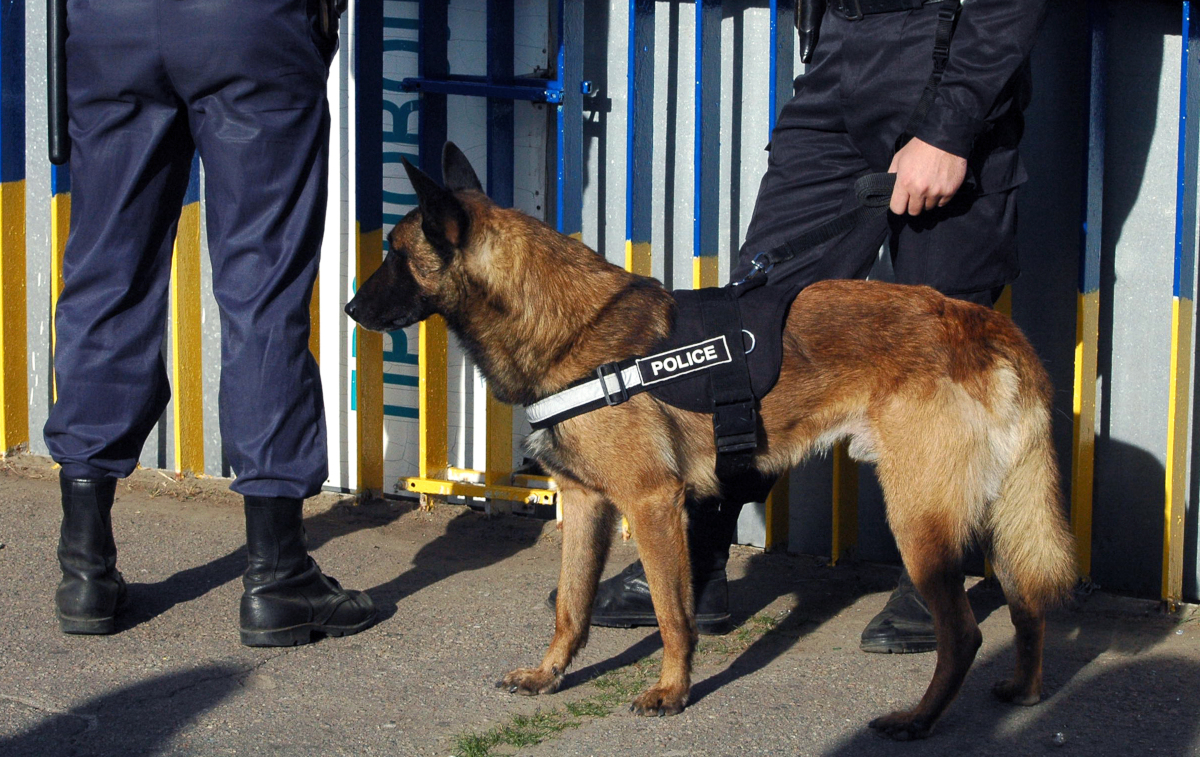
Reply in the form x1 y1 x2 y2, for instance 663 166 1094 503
0 665 245 757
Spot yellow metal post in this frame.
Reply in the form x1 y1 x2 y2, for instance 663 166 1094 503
356 225 384 493
1163 2 1199 605
170 179 204 475
693 256 719 290
50 169 69 402
309 275 320 363
1072 290 1099 580
1164 299 1191 604
0 181 27 454
764 475 790 551
418 316 448 480
830 443 858 564
625 240 652 277
485 391 513 486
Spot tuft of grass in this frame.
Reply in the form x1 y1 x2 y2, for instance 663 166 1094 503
453 709 579 757
697 612 781 659
451 659 658 756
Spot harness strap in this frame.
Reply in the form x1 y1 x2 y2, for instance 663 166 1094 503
526 332 740 430
526 359 644 430
696 288 759 478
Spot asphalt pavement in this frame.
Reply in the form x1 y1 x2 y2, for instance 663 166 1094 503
1 454 1197 757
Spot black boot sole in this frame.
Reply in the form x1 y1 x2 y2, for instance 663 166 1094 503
240 610 378 647
57 582 128 635
566 607 734 636
859 636 937 654
58 612 117 635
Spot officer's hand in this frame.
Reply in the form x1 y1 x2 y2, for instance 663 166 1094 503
887 137 968 216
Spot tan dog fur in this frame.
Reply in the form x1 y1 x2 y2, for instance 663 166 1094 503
345 143 1076 740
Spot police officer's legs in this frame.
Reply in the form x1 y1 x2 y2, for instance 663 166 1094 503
45 1 197 633
167 0 373 646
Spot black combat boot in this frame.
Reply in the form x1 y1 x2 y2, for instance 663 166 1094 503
56 474 127 634
859 569 937 654
545 497 738 636
240 496 377 647
573 558 733 635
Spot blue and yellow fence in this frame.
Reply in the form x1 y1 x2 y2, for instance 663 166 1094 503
3 0 1200 603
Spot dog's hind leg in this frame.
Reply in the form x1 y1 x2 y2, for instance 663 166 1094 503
991 599 1044 705
621 481 695 717
498 484 615 696
868 552 982 740
867 444 983 740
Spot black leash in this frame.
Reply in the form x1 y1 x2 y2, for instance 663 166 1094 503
732 171 896 289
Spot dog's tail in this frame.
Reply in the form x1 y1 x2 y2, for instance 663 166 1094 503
986 381 1076 611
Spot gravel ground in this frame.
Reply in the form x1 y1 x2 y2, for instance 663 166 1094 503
1 453 1197 757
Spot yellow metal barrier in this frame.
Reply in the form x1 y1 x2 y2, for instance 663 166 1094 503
0 179 27 455
402 313 556 510
356 224 384 493
169 168 204 475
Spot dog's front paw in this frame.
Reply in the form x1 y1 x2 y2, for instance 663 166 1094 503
868 710 932 741
992 678 1041 706
496 666 563 696
629 685 687 717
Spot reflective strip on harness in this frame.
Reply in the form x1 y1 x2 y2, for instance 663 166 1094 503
526 363 644 428
525 335 734 430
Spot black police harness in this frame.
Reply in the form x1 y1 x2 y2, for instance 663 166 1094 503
526 0 961 480
526 174 896 480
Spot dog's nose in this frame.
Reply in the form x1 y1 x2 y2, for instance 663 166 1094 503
344 300 358 321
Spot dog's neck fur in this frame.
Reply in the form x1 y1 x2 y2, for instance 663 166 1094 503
446 208 675 407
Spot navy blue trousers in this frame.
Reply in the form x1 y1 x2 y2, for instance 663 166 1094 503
698 6 1026 562
734 4 1027 298
44 0 338 499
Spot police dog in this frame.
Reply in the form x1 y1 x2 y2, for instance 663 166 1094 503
345 143 1075 740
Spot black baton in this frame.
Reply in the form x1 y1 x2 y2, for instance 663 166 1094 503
796 0 825 64
48 0 69 165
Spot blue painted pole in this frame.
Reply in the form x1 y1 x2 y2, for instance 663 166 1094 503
693 0 720 287
418 0 449 181
1165 0 1199 603
556 0 584 236
769 0 795 136
1070 0 1106 583
487 0 514 208
625 0 654 274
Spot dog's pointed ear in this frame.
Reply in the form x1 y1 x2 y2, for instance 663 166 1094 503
442 142 483 194
403 157 470 264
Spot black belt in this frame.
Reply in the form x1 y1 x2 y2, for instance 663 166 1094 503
830 0 942 21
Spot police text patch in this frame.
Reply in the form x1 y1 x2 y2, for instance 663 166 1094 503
636 336 732 386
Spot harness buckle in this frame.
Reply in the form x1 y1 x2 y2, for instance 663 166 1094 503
750 252 776 276
595 362 629 406
714 402 759 455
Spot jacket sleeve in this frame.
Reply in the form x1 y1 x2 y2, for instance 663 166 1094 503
911 0 1049 158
